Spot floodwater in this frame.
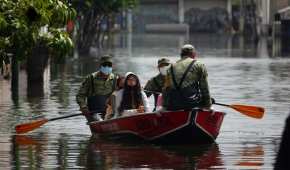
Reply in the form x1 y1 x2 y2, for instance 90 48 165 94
1 33 290 169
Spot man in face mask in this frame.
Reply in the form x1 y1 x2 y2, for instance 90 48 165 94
76 55 118 122
144 58 171 111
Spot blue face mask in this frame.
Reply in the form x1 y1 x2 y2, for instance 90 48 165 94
100 66 112 75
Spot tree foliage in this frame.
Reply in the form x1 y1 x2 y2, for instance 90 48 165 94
70 0 138 54
0 0 76 68
0 0 138 68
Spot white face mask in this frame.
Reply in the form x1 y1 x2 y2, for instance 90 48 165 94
159 65 170 75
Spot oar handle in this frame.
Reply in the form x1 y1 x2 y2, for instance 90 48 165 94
214 102 230 107
48 110 102 122
49 113 82 121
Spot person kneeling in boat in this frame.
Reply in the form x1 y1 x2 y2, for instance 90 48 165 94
76 55 119 122
105 72 150 119
162 44 212 111
144 57 171 111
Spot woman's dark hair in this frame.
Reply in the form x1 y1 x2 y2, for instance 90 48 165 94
118 74 143 113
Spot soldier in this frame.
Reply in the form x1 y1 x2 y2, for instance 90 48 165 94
162 44 212 111
144 58 171 111
76 55 118 122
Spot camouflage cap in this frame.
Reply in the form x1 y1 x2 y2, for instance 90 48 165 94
157 58 170 67
100 55 113 64
181 44 196 53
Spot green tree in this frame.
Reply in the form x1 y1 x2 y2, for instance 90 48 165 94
71 0 137 54
0 0 76 70
0 0 76 104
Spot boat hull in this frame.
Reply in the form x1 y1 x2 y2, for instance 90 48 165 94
89 109 225 144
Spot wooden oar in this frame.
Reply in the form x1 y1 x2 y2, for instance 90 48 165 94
214 102 265 119
15 113 82 134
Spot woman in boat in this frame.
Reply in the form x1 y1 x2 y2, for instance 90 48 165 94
105 72 150 119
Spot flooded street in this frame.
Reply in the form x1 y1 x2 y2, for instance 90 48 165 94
1 33 290 169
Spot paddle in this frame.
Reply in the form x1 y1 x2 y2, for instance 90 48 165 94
144 90 265 119
15 113 82 134
214 102 265 119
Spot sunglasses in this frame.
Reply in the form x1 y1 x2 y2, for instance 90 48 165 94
101 62 112 67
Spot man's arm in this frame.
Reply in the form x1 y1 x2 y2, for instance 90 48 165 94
199 64 212 108
144 79 154 97
76 75 90 110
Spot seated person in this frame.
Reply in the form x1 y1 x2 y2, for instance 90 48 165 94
144 57 171 111
105 72 150 119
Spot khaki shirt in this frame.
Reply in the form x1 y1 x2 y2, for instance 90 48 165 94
76 71 117 109
163 57 212 108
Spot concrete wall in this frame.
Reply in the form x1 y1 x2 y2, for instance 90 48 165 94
184 0 227 12
133 0 178 32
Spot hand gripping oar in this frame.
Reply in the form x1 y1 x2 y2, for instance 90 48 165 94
214 102 265 119
15 113 82 134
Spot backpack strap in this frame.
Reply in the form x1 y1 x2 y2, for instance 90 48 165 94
178 60 196 88
90 74 95 94
170 60 196 90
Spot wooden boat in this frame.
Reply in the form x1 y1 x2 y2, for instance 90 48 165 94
88 109 226 144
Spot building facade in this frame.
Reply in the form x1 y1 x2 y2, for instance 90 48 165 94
132 0 232 33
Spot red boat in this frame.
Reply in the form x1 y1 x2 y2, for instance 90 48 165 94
89 109 226 144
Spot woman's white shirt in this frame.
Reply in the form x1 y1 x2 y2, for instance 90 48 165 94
111 89 150 116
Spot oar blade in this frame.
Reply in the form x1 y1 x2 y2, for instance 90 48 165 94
15 119 48 134
231 104 265 119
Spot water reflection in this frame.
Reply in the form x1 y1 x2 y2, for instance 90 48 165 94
10 134 268 169
11 134 225 169
85 137 224 169
11 134 89 169
11 135 47 169
235 145 264 169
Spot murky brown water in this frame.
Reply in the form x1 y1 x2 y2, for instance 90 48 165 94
1 33 290 169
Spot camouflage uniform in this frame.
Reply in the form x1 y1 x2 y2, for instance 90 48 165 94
76 71 117 114
144 58 170 111
144 73 164 96
162 57 212 110
144 74 165 111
